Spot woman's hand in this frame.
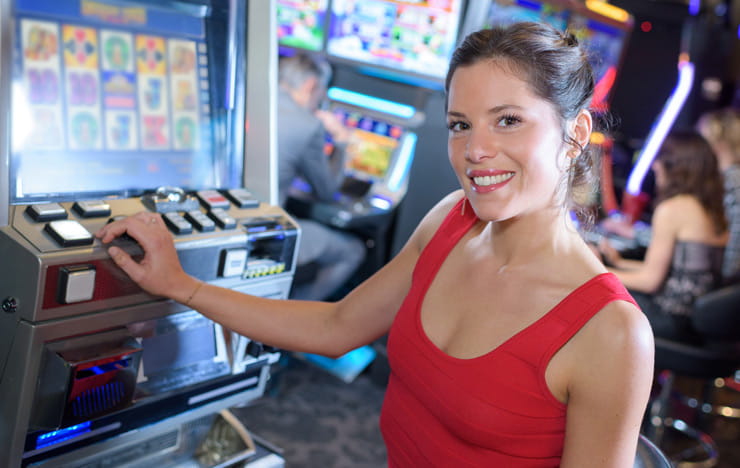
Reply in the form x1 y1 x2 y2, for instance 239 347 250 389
95 211 198 302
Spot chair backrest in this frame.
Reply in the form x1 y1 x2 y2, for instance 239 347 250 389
634 434 672 468
691 283 740 341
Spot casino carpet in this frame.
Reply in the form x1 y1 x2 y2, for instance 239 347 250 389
232 356 388 467
233 355 740 468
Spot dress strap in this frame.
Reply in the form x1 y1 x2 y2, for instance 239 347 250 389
411 198 478 287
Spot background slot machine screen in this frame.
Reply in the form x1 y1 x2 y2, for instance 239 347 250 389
332 107 404 192
277 0 329 53
479 0 570 31
567 11 632 112
10 0 232 203
326 0 465 86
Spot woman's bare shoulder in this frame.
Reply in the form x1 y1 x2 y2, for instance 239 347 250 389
413 190 466 246
581 298 654 365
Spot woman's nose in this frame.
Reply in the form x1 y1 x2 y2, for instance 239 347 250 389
465 128 496 163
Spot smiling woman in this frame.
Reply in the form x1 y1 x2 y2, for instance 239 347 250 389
96 21 654 468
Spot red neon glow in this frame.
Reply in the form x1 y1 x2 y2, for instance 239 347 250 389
592 66 617 112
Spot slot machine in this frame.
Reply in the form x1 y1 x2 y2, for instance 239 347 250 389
0 1 293 467
277 0 466 275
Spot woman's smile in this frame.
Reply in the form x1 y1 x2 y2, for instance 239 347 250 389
467 169 515 193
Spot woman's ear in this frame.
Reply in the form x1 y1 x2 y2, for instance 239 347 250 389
571 109 593 155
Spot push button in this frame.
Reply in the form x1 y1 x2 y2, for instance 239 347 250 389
26 203 68 222
45 220 94 247
59 265 96 303
196 190 230 210
73 200 112 218
163 212 193 235
208 208 236 230
225 188 260 209
185 210 216 232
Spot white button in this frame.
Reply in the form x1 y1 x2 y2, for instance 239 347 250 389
221 249 247 277
62 267 96 303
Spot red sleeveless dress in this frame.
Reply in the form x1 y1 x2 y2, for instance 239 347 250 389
379 199 636 467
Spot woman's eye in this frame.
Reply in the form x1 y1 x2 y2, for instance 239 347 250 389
447 121 469 132
497 115 521 127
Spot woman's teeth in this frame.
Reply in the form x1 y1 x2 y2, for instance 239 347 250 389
473 173 513 186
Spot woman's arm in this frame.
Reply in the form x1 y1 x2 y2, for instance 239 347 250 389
96 190 465 358
606 201 678 293
559 300 655 467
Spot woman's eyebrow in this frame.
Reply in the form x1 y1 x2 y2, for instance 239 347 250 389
447 104 524 118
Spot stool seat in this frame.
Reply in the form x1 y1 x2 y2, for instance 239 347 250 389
647 283 740 467
634 434 671 468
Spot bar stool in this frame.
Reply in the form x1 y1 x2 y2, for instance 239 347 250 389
634 434 672 468
646 283 740 467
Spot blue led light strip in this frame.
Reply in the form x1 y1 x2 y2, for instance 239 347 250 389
327 87 416 120
35 421 92 450
625 60 694 195
387 133 418 192
688 0 700 16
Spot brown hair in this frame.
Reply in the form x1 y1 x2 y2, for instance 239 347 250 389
655 130 727 234
445 22 598 219
697 107 740 165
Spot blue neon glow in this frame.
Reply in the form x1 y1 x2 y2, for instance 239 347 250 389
689 0 700 16
387 133 418 192
327 87 416 119
36 421 92 449
625 61 695 195
370 195 392 210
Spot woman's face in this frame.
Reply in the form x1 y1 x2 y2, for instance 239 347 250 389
446 60 571 222
651 159 666 190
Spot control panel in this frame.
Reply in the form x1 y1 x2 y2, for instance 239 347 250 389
0 188 298 468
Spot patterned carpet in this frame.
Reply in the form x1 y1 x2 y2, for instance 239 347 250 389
233 356 388 468
233 355 740 468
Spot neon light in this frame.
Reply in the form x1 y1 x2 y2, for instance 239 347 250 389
585 0 631 24
36 421 92 449
625 61 694 195
689 0 700 16
592 65 617 112
590 131 606 145
370 196 392 210
387 133 417 192
327 87 415 119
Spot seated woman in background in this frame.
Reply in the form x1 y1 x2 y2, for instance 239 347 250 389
598 131 728 341
696 107 740 284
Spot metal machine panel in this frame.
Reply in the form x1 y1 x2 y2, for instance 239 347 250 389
0 0 288 466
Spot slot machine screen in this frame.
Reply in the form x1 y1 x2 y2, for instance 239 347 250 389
9 0 243 203
326 0 465 86
567 12 631 111
277 0 329 53
332 106 403 189
479 0 569 31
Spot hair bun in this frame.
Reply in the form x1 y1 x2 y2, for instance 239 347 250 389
564 32 578 47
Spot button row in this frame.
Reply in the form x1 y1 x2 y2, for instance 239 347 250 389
26 201 112 223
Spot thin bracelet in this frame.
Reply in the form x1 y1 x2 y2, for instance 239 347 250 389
185 280 204 306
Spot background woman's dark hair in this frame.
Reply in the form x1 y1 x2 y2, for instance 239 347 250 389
655 130 727 234
445 22 600 222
